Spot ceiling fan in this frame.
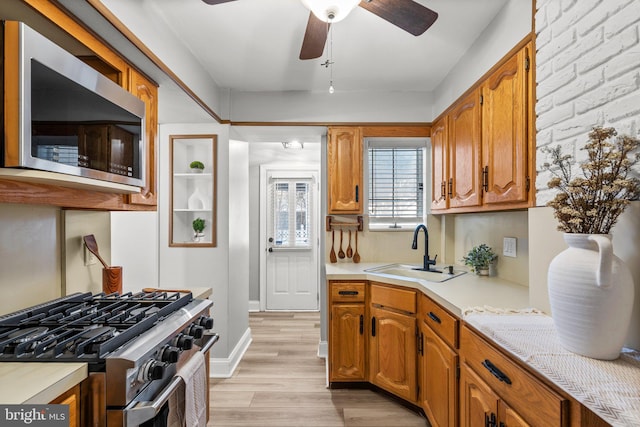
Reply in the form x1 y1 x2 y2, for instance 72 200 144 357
201 0 438 60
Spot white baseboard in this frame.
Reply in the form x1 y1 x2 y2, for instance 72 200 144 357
248 300 260 312
209 327 252 378
317 340 327 359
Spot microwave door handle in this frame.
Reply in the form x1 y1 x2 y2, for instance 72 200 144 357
125 376 183 426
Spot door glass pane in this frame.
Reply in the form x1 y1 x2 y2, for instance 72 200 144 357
270 178 313 249
295 183 310 245
274 182 289 246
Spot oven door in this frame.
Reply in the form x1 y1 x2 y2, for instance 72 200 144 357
108 333 218 427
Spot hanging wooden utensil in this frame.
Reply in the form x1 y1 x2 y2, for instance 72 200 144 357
329 230 337 263
353 231 361 263
346 230 353 258
338 229 345 259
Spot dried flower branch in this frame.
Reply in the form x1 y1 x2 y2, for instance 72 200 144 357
542 127 640 234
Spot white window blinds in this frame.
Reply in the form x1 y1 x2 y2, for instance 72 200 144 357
367 140 426 229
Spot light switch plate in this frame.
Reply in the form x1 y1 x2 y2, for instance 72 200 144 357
503 237 517 258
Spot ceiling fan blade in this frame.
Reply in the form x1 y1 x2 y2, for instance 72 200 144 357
300 12 330 60
201 0 237 5
359 0 438 36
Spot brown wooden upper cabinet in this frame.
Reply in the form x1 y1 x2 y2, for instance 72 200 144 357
127 69 158 206
327 126 363 214
481 42 531 207
431 41 533 213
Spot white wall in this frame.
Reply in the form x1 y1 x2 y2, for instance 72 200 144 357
432 0 532 117
227 139 250 355
0 204 61 315
110 211 159 293
531 0 640 350
158 122 238 360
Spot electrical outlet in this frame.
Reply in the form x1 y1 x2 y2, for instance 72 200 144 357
84 245 98 266
503 237 517 258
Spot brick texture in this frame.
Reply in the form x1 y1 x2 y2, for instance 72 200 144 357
535 0 640 203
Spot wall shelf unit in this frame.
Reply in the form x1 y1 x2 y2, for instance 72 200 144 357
169 135 217 247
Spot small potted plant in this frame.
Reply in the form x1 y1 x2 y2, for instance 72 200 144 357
192 217 206 242
189 160 205 173
462 244 497 276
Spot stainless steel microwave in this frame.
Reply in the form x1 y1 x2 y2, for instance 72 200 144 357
2 21 146 188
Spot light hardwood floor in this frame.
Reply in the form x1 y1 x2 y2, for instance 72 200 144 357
209 311 428 426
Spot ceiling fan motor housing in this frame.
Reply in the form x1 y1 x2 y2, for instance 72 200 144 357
301 0 361 23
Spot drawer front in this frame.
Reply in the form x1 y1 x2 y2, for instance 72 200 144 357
461 326 566 426
331 281 366 303
420 294 458 349
370 282 416 314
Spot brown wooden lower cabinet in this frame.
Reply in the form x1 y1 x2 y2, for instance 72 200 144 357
50 384 80 427
328 281 366 382
420 320 458 427
369 305 417 402
328 280 611 427
460 325 566 426
330 303 366 381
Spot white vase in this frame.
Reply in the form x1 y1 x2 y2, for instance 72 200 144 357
548 234 634 360
188 186 208 210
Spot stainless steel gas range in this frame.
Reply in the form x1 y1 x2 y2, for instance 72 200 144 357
0 291 217 426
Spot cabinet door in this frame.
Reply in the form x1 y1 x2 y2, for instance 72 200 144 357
330 304 366 381
448 90 482 209
327 127 362 214
369 305 417 402
421 322 458 427
498 401 531 427
481 43 530 206
460 362 498 427
430 116 448 211
50 384 80 427
128 70 158 206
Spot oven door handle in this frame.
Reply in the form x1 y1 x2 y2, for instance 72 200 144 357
126 376 182 426
200 332 219 354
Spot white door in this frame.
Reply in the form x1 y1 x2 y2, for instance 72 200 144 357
264 170 318 310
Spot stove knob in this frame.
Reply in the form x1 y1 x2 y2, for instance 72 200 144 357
160 345 180 364
174 333 194 350
140 360 165 381
187 325 204 339
148 362 165 381
199 316 214 329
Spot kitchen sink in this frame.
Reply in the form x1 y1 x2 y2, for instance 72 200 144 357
365 263 467 283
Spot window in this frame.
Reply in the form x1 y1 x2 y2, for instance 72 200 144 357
367 139 428 230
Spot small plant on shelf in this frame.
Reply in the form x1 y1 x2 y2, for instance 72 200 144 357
189 160 205 172
192 217 206 242
462 244 497 275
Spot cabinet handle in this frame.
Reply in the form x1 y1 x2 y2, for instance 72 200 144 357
482 166 489 192
485 414 490 427
427 311 441 324
440 181 446 199
371 316 376 337
447 178 453 197
355 185 359 202
359 315 363 335
482 359 512 385
418 332 424 356
338 290 359 296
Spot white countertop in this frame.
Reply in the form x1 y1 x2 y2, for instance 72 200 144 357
0 362 87 404
325 262 531 316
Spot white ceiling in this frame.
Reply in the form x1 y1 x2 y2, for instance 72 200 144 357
148 0 509 94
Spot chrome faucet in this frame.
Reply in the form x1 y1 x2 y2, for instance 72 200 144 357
412 224 439 272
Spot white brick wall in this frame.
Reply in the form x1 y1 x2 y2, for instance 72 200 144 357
535 0 640 205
